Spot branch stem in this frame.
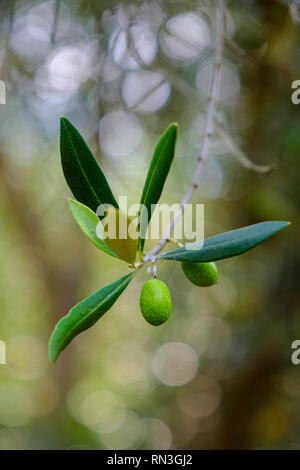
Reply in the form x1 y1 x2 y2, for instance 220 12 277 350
143 0 226 262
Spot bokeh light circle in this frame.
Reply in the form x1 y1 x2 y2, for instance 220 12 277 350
122 71 171 114
143 418 172 449
99 110 144 158
153 342 199 386
160 12 210 62
196 60 241 101
112 23 157 70
80 390 126 434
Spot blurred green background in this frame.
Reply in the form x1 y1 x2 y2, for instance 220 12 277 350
0 0 299 450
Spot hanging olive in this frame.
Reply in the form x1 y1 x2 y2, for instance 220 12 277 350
181 261 218 287
140 279 172 326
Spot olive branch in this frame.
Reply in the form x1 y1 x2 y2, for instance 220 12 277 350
48 0 290 364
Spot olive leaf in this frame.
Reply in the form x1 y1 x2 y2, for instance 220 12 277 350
49 273 133 364
138 123 178 253
103 207 138 265
60 117 118 213
159 221 290 262
68 198 120 260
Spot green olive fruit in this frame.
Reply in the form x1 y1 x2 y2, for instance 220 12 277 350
140 279 172 326
181 261 218 287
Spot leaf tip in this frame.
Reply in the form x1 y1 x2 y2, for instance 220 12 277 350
168 122 178 134
48 357 55 366
60 117 68 135
67 197 76 206
48 338 58 365
67 197 78 215
279 220 291 230
60 116 72 131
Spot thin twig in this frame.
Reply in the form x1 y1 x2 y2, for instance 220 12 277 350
163 72 275 174
167 238 183 248
217 122 275 174
51 0 61 45
126 16 274 175
144 0 226 262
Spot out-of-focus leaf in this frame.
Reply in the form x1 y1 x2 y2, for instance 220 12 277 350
48 273 133 364
60 117 118 213
68 198 120 260
159 221 290 262
138 123 178 253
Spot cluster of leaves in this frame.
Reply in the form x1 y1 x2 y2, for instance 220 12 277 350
48 118 289 364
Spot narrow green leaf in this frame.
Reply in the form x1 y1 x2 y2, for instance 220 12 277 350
60 117 118 213
159 221 290 262
49 273 133 364
138 123 178 252
68 198 120 260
